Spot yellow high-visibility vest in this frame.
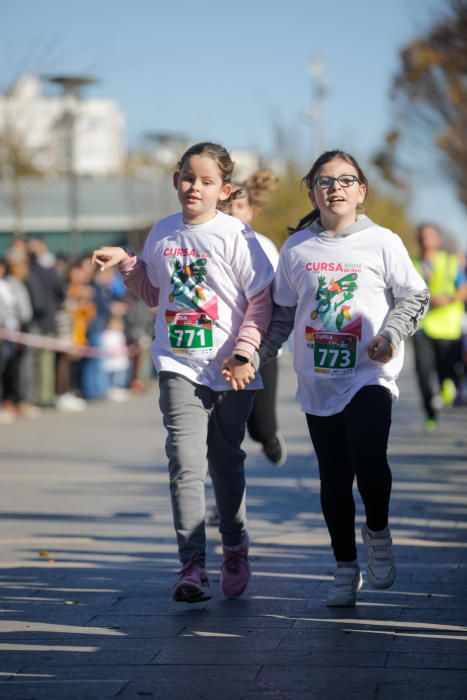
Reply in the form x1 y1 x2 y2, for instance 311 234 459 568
413 251 464 340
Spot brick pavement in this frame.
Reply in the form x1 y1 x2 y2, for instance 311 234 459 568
0 348 466 699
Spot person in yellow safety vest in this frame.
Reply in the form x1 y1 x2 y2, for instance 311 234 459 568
412 223 467 431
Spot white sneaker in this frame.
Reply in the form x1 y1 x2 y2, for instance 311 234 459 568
326 567 363 607
56 393 86 412
361 524 396 589
18 402 42 418
107 387 130 402
0 410 16 425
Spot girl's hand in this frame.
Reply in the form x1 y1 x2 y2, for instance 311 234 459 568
367 335 396 364
221 356 255 390
91 246 128 271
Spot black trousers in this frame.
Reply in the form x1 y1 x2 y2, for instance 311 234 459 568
412 331 463 420
247 357 278 445
2 344 25 405
306 385 392 563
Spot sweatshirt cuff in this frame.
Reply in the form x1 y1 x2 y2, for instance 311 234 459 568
250 350 260 370
379 328 400 349
233 339 256 357
118 251 138 274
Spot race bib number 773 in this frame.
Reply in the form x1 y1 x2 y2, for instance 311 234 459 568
311 331 357 377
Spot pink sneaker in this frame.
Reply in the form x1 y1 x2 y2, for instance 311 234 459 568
172 552 210 603
220 534 250 598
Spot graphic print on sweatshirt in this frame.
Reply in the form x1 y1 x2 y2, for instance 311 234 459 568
165 257 219 358
305 268 362 377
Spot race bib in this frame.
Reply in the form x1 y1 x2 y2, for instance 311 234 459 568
312 331 357 377
167 310 216 358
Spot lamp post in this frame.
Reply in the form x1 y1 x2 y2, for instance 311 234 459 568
304 56 329 158
46 75 96 257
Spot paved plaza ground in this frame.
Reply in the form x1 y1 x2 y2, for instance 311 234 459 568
0 348 466 699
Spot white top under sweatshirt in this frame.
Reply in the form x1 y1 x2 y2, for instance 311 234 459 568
141 210 274 390
273 216 426 415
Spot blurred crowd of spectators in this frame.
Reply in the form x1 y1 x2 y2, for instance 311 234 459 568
0 237 156 424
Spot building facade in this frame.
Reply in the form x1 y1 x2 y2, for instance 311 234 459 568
0 75 126 176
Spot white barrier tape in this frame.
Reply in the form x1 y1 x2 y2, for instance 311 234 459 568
0 327 141 359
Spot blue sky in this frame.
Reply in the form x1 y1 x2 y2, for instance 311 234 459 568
1 0 466 246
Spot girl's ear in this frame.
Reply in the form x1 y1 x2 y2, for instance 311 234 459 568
173 172 179 190
358 182 367 204
218 183 233 201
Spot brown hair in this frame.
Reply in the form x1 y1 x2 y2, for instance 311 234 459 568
242 168 279 213
288 150 368 234
229 168 279 219
176 142 234 184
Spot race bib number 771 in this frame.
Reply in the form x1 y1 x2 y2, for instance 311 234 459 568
169 324 212 349
167 310 216 359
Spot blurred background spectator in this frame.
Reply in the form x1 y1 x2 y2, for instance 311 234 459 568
412 224 467 430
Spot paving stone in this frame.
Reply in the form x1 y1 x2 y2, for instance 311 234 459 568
386 651 467 669
117 679 309 700
277 629 399 652
112 595 311 617
17 663 261 682
257 666 467 689
83 615 187 638
397 608 467 624
0 648 156 668
122 682 378 700
151 648 387 667
179 626 287 641
0 680 126 699
376 682 467 700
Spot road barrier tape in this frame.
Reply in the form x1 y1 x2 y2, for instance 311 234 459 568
0 327 144 359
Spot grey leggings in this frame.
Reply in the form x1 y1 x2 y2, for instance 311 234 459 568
158 372 255 565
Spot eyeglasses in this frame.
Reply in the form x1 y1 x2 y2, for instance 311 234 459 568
313 175 360 189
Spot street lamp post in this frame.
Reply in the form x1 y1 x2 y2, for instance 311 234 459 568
46 75 96 257
304 56 329 158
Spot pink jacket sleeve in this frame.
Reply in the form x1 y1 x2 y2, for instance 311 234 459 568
118 254 160 308
234 285 273 357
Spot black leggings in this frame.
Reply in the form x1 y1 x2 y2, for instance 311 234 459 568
247 358 278 445
306 385 392 563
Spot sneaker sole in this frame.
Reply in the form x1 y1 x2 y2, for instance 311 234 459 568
172 582 210 603
367 569 396 589
326 598 357 608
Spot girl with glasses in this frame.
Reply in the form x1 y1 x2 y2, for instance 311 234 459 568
225 149 429 607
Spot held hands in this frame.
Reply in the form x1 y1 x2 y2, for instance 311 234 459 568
221 355 256 391
367 335 396 364
91 246 128 271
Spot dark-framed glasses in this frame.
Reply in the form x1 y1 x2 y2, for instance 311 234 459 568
314 175 360 189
